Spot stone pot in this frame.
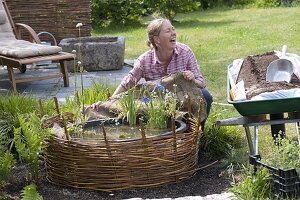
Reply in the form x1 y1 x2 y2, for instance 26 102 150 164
59 36 125 72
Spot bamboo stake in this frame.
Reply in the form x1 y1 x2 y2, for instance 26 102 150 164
139 118 146 145
196 97 203 134
172 117 177 153
62 116 70 140
171 116 179 183
38 99 44 116
53 97 60 115
102 124 112 157
186 95 192 116
139 117 151 183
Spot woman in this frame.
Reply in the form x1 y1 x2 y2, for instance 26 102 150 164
115 18 213 129
114 18 206 94
112 18 213 129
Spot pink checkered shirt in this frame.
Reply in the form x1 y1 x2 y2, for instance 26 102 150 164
120 42 206 90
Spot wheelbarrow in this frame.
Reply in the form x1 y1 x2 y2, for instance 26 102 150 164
225 64 300 155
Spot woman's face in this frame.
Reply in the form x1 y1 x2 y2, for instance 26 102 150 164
155 20 176 51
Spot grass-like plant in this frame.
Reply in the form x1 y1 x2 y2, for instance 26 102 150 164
0 118 14 153
118 87 138 127
143 93 168 129
14 112 51 182
230 167 272 199
80 80 115 105
142 83 179 129
0 93 38 118
59 80 115 124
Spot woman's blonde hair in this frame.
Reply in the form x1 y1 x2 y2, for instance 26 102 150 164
146 18 170 49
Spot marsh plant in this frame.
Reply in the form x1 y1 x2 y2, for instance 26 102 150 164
119 87 139 127
142 83 179 129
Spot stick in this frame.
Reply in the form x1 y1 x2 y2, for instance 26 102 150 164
53 97 60 115
38 99 44 116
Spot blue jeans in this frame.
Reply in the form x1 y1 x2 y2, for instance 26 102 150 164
201 88 213 131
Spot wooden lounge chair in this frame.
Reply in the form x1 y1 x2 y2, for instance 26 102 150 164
0 0 73 92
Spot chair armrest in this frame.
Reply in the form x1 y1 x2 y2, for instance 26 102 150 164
15 23 41 44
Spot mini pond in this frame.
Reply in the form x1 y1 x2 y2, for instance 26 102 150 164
45 117 200 191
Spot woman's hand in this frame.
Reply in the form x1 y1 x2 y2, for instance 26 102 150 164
90 101 102 112
183 70 195 81
183 70 204 88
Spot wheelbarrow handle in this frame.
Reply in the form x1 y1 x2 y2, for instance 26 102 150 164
281 45 288 57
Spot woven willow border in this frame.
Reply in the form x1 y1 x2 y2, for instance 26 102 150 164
44 118 201 191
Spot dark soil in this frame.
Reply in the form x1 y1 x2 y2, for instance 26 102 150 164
4 153 231 200
237 52 300 99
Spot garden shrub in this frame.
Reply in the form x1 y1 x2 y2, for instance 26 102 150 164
262 138 300 174
92 0 201 27
145 0 200 21
254 0 281 7
198 0 299 8
198 0 254 9
92 0 146 27
201 108 244 159
14 113 51 182
0 151 15 181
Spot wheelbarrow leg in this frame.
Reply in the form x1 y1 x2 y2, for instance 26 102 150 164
270 113 285 144
296 122 300 146
244 126 255 155
253 126 259 155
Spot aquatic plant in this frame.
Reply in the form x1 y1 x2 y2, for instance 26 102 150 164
142 82 179 129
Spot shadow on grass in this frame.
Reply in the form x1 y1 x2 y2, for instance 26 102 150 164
173 19 234 29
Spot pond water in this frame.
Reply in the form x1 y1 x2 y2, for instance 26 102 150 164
68 119 187 141
79 124 172 140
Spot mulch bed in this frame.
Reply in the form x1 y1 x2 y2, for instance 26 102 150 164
5 153 231 200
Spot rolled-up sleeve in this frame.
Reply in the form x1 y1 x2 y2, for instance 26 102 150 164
120 59 143 90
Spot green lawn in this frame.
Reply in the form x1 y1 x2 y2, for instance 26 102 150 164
93 7 300 106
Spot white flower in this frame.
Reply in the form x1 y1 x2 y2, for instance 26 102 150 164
77 61 82 65
72 49 76 54
76 23 83 28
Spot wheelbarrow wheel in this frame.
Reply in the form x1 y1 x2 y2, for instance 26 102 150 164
18 65 26 73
